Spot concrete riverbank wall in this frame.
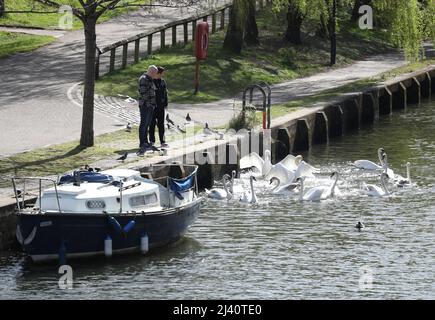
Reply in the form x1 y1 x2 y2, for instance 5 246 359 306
0 66 434 251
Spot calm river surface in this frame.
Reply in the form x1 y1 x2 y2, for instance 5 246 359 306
1 99 434 299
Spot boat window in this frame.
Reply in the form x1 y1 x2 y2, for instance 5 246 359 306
130 193 158 207
86 200 106 209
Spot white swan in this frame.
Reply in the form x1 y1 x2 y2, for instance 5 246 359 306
240 150 272 177
239 176 258 204
297 172 339 202
229 170 246 195
269 177 299 194
381 152 395 179
205 174 232 200
297 177 324 202
319 172 340 200
396 162 412 187
361 173 390 197
354 148 384 170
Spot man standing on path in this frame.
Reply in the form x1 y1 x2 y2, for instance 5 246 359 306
137 65 158 156
149 66 169 148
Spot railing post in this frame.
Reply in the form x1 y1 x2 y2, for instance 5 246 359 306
134 39 140 63
172 25 177 46
212 13 216 33
220 8 225 30
147 34 153 55
160 29 165 50
109 48 115 72
122 42 128 69
192 20 197 41
183 22 188 44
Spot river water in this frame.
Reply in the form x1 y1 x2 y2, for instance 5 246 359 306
0 99 434 299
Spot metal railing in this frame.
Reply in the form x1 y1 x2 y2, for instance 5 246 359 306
95 0 269 79
12 177 61 214
242 81 272 129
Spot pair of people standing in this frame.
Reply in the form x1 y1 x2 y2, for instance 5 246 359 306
137 65 168 156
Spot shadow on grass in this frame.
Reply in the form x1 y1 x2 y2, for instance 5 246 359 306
1 145 87 176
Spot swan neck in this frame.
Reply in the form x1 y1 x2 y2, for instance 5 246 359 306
381 176 389 195
299 179 304 201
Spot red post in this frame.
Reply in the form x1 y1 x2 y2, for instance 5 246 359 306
194 60 200 95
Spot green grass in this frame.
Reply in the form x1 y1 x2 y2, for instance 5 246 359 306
95 10 396 104
0 31 55 58
0 0 140 29
0 125 202 187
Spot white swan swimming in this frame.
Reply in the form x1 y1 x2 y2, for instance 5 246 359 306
229 170 246 195
269 176 299 194
354 148 385 170
396 162 412 187
205 174 232 200
297 177 325 202
240 150 272 177
361 173 390 197
296 173 339 202
239 176 258 204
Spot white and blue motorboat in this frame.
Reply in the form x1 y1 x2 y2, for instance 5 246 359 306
12 164 201 263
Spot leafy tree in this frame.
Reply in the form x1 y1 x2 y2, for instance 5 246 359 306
223 0 259 53
373 0 430 61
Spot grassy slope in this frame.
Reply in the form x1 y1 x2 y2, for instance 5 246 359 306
0 0 139 29
0 31 55 58
95 10 396 104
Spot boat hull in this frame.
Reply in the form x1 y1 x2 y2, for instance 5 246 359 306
16 199 201 262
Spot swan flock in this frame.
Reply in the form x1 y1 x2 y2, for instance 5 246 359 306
205 148 414 203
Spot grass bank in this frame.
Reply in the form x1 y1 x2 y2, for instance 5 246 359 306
95 9 396 104
0 0 139 29
0 31 55 58
0 125 202 188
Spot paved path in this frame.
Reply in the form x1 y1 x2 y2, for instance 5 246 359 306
72 51 409 129
0 1 229 158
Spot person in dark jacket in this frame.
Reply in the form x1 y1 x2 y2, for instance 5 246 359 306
137 65 158 156
149 66 169 148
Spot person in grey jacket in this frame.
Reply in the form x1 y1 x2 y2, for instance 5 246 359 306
137 65 158 156
149 66 169 148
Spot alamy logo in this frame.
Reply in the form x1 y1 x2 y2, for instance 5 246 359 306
58 265 73 289
358 266 373 290
359 5 373 30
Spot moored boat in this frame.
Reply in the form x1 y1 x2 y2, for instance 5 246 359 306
12 164 201 263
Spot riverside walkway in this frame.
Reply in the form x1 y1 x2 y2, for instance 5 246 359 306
0 1 229 157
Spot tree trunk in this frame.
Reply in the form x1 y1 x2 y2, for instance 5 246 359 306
244 0 259 45
285 0 303 45
0 0 5 18
80 16 97 147
329 0 337 66
223 3 244 54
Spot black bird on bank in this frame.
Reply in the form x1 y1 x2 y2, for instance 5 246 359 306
117 152 128 162
126 122 132 132
186 113 191 122
166 114 175 126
